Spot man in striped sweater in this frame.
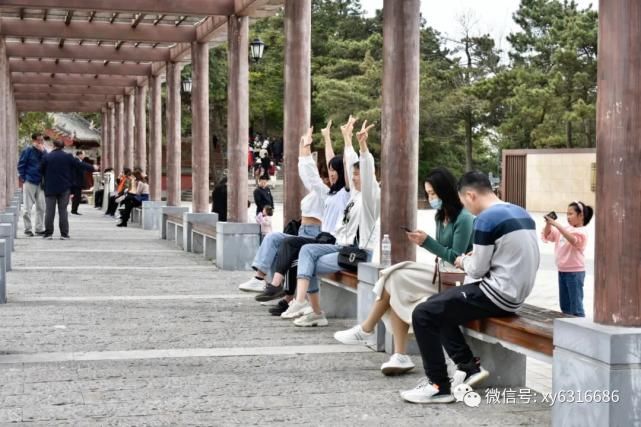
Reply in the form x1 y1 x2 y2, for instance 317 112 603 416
401 171 540 404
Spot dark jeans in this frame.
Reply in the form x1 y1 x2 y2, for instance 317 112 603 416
106 195 120 216
70 186 82 213
558 271 585 317
120 195 142 224
45 191 71 236
412 283 513 386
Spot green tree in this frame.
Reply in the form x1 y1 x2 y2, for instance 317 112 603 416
18 112 53 144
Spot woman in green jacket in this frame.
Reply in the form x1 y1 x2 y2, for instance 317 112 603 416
334 167 474 376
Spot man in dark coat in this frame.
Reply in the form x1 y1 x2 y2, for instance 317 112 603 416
253 175 274 216
40 140 97 239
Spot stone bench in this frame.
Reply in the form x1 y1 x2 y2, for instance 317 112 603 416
191 222 217 260
165 214 185 249
319 270 359 318
131 207 142 227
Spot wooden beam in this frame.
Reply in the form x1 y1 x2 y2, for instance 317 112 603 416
11 73 139 86
14 92 117 102
16 100 105 112
0 0 235 16
9 58 152 76
6 42 171 62
13 84 129 95
0 18 197 44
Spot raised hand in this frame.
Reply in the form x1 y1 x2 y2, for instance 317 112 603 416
341 115 357 138
303 126 314 147
321 120 332 141
356 120 375 150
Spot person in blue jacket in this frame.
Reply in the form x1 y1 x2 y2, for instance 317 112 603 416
40 140 97 240
17 133 46 236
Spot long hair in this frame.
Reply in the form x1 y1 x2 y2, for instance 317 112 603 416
424 167 464 223
328 155 346 195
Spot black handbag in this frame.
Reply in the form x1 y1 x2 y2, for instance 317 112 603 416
315 232 336 245
337 224 376 272
283 219 301 236
337 245 368 272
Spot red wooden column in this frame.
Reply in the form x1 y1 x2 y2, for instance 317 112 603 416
381 0 420 264
594 0 641 326
0 38 7 211
8 92 16 203
227 15 249 222
166 61 182 206
283 0 311 223
191 41 210 213
108 103 115 171
115 99 125 174
135 83 148 172
100 109 107 172
124 93 135 169
149 75 162 201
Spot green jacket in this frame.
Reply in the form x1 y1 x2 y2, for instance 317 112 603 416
421 209 474 264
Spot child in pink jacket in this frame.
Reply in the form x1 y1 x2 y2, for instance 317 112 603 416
542 201 593 316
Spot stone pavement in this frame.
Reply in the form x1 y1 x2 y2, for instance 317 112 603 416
0 207 551 425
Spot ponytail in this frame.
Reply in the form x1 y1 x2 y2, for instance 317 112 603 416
569 201 594 226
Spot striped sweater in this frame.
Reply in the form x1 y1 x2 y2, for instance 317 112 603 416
462 202 540 312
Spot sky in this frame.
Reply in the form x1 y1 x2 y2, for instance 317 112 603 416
360 0 597 54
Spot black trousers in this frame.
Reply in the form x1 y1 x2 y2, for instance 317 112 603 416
106 195 120 216
70 186 82 213
94 189 104 208
411 283 513 386
44 191 70 236
120 195 142 224
273 236 316 276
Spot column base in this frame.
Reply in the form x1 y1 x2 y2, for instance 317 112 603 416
0 224 12 272
0 213 15 251
142 201 167 230
215 222 260 271
183 213 218 253
0 239 6 304
3 206 19 239
552 318 641 426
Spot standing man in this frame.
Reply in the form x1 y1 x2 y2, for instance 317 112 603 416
70 150 86 215
253 175 273 217
401 171 540 404
40 140 97 240
17 133 46 236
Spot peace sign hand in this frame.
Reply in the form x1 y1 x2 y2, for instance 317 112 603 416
321 120 332 141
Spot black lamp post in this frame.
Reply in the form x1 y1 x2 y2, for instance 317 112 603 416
181 77 192 95
249 38 265 63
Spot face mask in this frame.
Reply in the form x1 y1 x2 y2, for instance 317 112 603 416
430 198 443 210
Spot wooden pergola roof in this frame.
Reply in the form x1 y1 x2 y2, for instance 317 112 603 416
0 0 283 112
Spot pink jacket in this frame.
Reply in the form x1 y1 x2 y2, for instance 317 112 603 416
542 225 588 272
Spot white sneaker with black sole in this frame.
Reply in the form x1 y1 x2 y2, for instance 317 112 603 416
293 311 328 327
380 353 415 376
334 325 373 345
451 366 490 389
400 377 455 404
238 277 266 293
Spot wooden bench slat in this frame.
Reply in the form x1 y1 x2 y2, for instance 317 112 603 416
192 223 216 237
166 214 183 224
323 271 358 289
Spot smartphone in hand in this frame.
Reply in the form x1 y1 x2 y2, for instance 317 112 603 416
546 211 558 220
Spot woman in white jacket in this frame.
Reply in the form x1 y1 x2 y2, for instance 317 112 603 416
281 121 381 326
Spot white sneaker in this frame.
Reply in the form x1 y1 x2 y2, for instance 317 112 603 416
451 367 490 388
381 353 415 376
280 300 310 319
238 277 266 293
334 325 373 345
293 311 328 327
400 377 455 404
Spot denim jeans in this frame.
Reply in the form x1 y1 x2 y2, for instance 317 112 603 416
558 271 586 317
251 224 320 276
297 244 372 294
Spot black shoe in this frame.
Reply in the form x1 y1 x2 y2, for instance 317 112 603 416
42 234 53 240
117 222 127 227
269 299 290 316
35 231 46 236
24 231 34 237
255 284 286 302
71 212 82 216
60 235 71 240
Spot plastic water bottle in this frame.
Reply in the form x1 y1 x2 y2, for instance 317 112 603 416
381 234 392 268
